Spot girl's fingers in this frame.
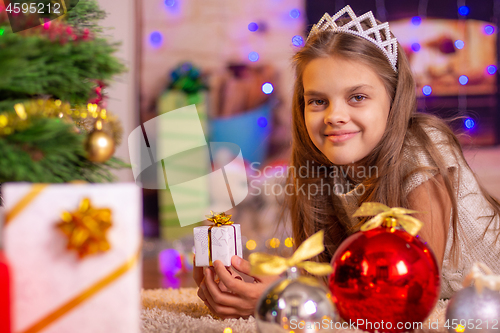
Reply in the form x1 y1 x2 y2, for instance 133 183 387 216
193 265 205 287
201 279 242 318
192 254 206 287
231 255 252 275
197 282 207 302
230 256 275 284
203 300 216 314
204 266 245 308
218 279 230 293
212 260 254 296
199 287 219 315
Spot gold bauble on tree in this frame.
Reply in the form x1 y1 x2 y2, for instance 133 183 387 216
85 120 115 163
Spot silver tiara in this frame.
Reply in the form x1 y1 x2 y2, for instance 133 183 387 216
307 5 398 73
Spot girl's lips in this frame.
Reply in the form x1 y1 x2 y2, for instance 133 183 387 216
326 131 359 143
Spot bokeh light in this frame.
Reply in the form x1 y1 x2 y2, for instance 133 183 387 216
262 82 274 94
292 35 304 47
484 25 495 35
411 16 421 26
223 328 233 333
164 0 175 6
149 31 163 48
458 6 470 16
269 238 280 248
459 75 469 85
465 118 475 129
246 240 257 250
285 237 294 248
411 43 421 52
422 85 432 96
454 40 464 49
257 117 268 127
248 22 259 32
289 9 300 19
158 249 182 276
248 51 259 62
487 65 497 75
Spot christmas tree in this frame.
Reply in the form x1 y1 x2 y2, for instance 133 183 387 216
0 0 128 204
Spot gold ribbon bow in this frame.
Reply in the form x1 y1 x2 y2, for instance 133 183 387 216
206 211 234 227
249 230 333 276
205 211 236 266
353 202 423 236
462 262 500 294
55 197 113 259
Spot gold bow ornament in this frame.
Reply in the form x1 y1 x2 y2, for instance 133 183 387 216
194 211 241 267
462 262 500 294
249 230 333 276
353 202 424 236
55 197 113 259
206 210 234 226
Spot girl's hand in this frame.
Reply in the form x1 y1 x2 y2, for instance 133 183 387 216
197 255 280 319
193 254 204 287
193 254 236 293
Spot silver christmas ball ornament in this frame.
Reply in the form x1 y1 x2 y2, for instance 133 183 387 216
255 267 339 333
446 286 500 333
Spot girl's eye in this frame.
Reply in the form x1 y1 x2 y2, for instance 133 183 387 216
308 99 326 106
351 95 366 102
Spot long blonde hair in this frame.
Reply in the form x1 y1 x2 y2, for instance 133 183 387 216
286 22 500 267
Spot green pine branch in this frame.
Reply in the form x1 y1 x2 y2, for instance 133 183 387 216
0 117 126 183
0 32 125 109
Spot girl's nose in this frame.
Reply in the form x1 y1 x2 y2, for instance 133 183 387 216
324 104 350 125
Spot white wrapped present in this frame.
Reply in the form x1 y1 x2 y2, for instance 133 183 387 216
2 183 142 333
193 212 242 267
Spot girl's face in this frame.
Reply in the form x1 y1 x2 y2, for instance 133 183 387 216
303 56 391 166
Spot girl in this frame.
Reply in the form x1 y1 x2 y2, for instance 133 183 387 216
194 5 500 319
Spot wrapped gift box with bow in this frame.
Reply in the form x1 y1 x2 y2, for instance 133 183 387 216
2 183 142 333
193 211 243 267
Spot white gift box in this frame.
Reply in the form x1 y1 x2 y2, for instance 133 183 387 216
2 183 142 333
194 224 243 267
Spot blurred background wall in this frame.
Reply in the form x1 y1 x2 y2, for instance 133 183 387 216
96 0 137 183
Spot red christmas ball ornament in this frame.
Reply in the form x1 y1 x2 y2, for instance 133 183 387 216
328 204 440 333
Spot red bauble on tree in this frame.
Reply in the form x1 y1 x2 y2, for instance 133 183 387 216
328 203 440 333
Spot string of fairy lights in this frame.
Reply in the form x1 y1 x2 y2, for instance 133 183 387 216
245 237 295 251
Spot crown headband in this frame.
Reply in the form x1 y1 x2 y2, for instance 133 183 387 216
307 5 398 73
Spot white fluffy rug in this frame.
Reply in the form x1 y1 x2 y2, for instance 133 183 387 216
141 288 450 333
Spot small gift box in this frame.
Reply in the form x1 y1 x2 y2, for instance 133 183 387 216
2 183 142 333
194 212 243 267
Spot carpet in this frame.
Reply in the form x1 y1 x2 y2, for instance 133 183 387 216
141 288 450 333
